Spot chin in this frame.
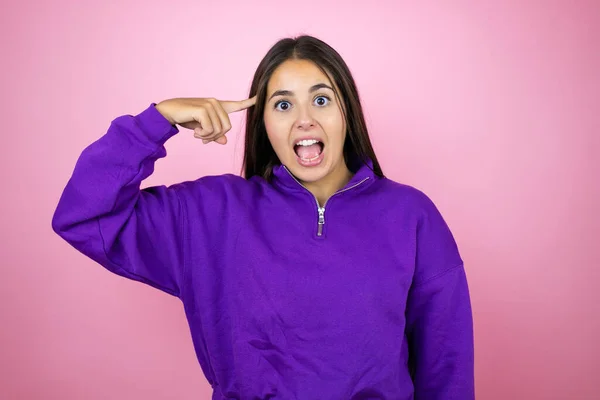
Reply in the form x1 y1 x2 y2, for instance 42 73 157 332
290 167 329 184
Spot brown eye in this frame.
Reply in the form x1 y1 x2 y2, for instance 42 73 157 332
314 96 330 106
275 100 291 111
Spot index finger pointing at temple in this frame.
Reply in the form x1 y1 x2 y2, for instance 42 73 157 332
222 96 257 114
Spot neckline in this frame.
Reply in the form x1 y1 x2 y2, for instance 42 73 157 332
271 157 377 193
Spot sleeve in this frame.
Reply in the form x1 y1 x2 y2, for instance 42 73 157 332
405 193 475 400
51 104 187 298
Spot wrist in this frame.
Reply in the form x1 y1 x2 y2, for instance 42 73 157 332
154 101 176 126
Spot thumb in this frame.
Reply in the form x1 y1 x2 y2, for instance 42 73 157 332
222 96 257 114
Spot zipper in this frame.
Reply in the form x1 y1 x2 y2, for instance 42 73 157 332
317 207 325 236
282 166 370 237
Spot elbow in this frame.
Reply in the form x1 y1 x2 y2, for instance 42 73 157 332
51 199 78 240
51 204 65 236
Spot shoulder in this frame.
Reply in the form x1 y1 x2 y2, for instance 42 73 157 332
376 178 463 280
374 177 443 218
169 173 262 202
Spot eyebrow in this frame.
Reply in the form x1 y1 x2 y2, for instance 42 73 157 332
268 83 334 101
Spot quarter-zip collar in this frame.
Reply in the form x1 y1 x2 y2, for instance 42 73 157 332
271 157 378 238
271 157 377 195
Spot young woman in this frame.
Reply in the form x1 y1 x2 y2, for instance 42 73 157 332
52 35 474 399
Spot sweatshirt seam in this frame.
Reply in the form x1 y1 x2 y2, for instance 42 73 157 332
175 186 188 301
95 216 179 296
412 263 464 289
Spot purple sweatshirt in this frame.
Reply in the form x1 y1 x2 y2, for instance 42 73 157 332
52 104 474 399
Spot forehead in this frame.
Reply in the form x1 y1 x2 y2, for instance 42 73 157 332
267 59 332 92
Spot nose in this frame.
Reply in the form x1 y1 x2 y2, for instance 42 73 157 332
295 106 316 130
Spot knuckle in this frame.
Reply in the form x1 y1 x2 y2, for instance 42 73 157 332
197 107 208 118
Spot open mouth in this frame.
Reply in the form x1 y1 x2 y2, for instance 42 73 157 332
294 139 324 163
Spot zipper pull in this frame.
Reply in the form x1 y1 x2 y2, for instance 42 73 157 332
317 207 325 236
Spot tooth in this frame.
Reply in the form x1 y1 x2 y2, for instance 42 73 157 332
296 139 321 146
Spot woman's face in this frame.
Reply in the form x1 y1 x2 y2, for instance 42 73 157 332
263 59 348 185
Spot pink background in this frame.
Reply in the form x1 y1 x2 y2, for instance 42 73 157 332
1 0 598 399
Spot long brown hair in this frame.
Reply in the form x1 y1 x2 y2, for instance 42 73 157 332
243 35 384 181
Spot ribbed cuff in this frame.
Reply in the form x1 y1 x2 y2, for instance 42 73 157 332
133 103 179 145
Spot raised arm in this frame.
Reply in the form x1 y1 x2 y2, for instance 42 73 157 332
52 97 256 297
